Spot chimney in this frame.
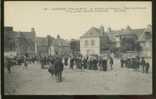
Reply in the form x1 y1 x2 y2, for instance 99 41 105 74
31 28 36 37
31 28 35 33
100 25 105 34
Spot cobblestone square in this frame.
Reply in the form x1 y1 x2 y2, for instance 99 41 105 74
4 59 152 95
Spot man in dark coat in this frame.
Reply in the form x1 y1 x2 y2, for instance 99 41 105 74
93 58 98 70
101 57 107 71
48 57 55 77
103 59 107 71
135 56 140 71
88 59 93 70
70 57 74 70
82 57 87 70
24 56 28 69
120 57 124 68
109 57 114 70
145 62 150 73
85 58 88 69
6 58 12 73
54 56 64 82
98 57 103 71
40 57 45 69
64 57 68 66
141 57 146 73
81 57 85 71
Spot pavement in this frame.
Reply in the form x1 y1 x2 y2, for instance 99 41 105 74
4 59 152 95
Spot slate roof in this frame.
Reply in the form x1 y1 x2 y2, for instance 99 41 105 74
80 27 104 38
105 32 117 42
138 29 152 42
53 38 70 47
81 26 151 43
15 31 35 40
36 37 48 46
107 28 145 40
129 29 145 37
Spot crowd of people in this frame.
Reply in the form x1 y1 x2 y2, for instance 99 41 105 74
45 55 114 71
45 54 115 82
4 53 151 82
120 56 150 73
4 55 38 73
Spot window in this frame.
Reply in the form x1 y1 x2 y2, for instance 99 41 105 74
85 40 88 46
91 39 95 46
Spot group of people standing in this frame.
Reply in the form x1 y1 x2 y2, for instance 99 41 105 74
5 55 37 73
5 53 150 83
120 56 150 73
46 54 114 82
64 55 114 71
23 56 37 69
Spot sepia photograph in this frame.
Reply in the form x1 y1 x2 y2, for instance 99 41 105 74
4 1 152 95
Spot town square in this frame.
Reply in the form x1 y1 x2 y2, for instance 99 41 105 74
4 1 152 95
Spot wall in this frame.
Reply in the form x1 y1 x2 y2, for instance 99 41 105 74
140 41 152 58
80 37 100 56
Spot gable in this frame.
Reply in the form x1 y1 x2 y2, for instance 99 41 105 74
81 27 103 38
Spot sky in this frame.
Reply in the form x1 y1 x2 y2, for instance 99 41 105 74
5 1 152 40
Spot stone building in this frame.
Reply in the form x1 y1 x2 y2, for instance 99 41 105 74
36 37 49 57
36 35 71 57
4 26 16 53
80 25 152 57
15 28 36 56
107 26 145 49
48 35 71 56
138 25 152 58
107 25 152 58
4 27 36 57
80 26 111 56
70 39 80 56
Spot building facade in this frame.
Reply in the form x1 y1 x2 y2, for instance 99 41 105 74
80 26 111 56
70 39 80 56
15 28 36 56
4 26 36 57
138 25 152 58
36 37 49 57
48 35 71 56
80 25 152 57
4 26 16 53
